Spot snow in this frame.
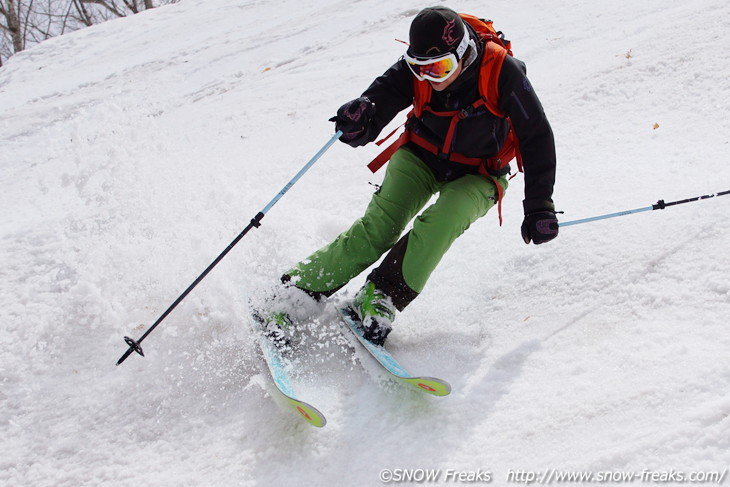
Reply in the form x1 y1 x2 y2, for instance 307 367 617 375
1 0 729 485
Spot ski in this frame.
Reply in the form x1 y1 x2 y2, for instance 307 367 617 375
250 312 327 428
337 306 451 396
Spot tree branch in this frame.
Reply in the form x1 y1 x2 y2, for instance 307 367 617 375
80 0 126 18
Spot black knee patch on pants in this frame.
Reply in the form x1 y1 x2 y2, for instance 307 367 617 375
367 232 419 311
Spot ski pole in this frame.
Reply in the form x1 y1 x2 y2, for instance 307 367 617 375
560 189 730 227
116 130 343 366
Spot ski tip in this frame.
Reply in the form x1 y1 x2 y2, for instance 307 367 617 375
401 377 452 396
285 397 327 427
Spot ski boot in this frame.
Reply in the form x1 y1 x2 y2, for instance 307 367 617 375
353 281 396 346
260 310 297 351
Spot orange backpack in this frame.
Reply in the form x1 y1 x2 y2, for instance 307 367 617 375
367 14 523 223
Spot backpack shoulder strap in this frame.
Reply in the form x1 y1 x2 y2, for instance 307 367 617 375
478 41 509 117
459 13 511 118
412 77 432 117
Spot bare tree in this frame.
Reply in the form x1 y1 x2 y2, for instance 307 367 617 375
74 0 165 18
0 0 178 64
0 0 26 54
70 0 93 26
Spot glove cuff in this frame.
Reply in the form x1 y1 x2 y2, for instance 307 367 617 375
523 199 555 214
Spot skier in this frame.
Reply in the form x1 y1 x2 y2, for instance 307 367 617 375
260 6 558 347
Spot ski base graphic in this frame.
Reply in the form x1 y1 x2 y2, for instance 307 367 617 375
250 311 327 427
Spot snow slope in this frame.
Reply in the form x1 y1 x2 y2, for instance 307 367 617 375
1 0 729 485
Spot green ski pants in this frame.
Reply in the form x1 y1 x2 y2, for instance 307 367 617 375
286 147 507 308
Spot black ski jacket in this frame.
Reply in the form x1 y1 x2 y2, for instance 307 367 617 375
352 32 556 214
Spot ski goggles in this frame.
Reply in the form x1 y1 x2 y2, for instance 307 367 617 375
404 52 459 82
404 29 469 83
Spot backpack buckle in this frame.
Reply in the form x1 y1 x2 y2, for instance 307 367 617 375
458 106 475 119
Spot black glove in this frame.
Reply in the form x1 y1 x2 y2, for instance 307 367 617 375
521 210 559 245
329 97 375 147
